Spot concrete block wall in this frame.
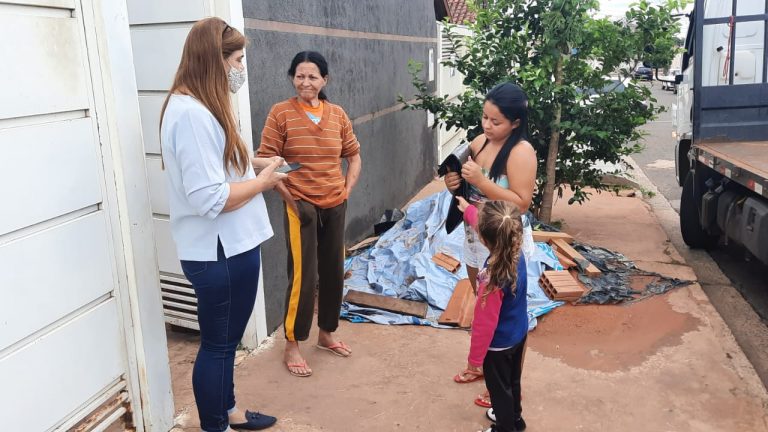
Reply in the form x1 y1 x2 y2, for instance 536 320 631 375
242 0 439 331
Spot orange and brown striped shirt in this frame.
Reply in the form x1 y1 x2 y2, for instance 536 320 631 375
257 97 360 208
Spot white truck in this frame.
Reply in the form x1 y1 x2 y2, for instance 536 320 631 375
672 0 768 264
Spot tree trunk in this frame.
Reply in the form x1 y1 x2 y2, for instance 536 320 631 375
539 54 564 223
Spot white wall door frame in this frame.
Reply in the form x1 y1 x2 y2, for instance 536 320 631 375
86 0 176 429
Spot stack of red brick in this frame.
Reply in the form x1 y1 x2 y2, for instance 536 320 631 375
533 231 601 303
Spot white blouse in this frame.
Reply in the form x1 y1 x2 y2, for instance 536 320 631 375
161 95 273 261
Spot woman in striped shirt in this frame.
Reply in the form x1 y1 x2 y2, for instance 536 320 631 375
258 51 362 377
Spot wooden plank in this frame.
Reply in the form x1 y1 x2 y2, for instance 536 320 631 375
439 279 474 326
438 279 469 325
344 290 428 318
348 236 379 253
432 252 461 273
555 250 577 269
432 255 454 272
439 253 461 269
458 286 476 328
532 230 574 244
435 252 460 269
551 239 602 277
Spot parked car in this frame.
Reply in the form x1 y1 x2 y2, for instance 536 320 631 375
577 77 650 111
660 68 681 91
633 66 653 81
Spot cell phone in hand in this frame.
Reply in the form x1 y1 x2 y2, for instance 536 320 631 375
275 162 302 174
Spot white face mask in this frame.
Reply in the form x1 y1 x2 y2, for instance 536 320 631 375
227 64 246 93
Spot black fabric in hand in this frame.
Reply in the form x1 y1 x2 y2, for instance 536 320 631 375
437 143 471 234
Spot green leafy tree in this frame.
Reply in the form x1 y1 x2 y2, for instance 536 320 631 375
626 0 688 71
402 0 688 222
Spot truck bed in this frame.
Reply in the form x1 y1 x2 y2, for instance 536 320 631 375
696 141 768 198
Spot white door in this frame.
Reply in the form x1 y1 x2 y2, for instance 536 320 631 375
0 1 137 430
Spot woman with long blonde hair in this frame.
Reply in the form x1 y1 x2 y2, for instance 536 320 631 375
160 17 283 431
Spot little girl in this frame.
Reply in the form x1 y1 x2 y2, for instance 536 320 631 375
459 197 528 432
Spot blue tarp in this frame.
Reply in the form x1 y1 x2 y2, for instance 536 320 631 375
342 191 564 329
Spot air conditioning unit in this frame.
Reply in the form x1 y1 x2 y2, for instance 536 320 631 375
160 274 199 330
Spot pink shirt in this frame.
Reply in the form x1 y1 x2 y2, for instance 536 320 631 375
463 203 528 367
468 271 505 367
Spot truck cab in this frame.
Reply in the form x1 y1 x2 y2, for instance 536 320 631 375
672 0 768 264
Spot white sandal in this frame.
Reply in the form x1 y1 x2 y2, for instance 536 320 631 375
486 408 496 422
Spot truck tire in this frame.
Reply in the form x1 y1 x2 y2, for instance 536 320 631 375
675 139 691 186
680 170 715 248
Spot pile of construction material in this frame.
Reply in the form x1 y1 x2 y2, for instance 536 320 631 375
430 231 609 329
341 191 690 327
532 231 601 303
344 251 469 324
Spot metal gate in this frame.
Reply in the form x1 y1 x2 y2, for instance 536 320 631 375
0 1 139 429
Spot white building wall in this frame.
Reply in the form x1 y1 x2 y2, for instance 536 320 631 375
436 22 472 161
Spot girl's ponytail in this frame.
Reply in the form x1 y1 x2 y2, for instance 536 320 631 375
477 201 524 294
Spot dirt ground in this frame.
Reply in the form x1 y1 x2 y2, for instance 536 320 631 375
168 185 768 432
529 295 701 373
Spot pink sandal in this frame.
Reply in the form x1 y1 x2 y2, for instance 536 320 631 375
316 341 351 357
473 391 521 408
285 360 312 377
474 392 492 408
453 369 484 384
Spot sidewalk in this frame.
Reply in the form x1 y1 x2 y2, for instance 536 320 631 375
168 180 768 432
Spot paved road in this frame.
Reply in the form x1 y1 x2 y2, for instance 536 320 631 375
631 84 768 385
630 87 684 210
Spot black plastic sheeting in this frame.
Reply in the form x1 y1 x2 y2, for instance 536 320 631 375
530 221 694 304
572 242 694 304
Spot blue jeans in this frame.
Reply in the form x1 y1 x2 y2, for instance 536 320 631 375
180 242 261 432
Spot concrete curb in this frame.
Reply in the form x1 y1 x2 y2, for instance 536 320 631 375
626 155 768 389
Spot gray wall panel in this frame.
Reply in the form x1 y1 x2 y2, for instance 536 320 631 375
244 1 438 331
345 109 437 237
243 0 437 38
245 32 435 121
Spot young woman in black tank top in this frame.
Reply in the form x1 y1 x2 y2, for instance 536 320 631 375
447 84 537 414
444 83 537 292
